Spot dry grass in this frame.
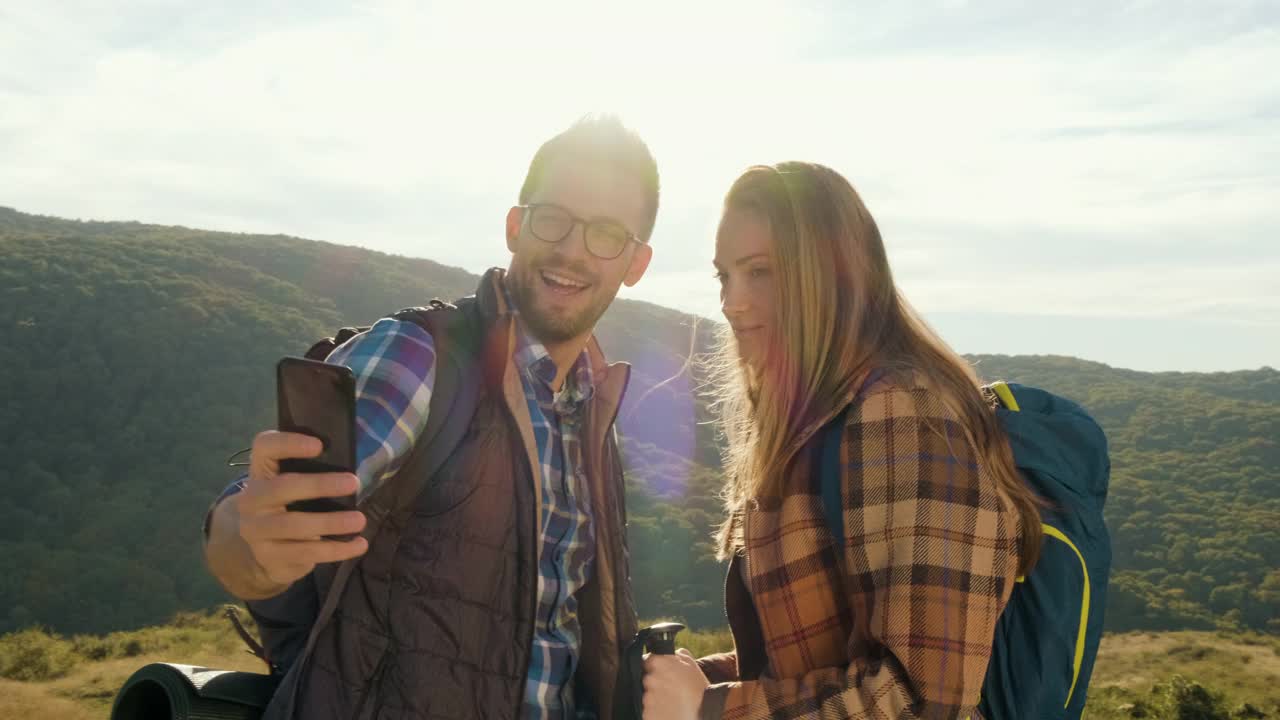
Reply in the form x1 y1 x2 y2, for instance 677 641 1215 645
1093 631 1280 690
0 677 97 720
5 613 1278 718
1086 631 1280 718
45 652 265 716
0 608 268 717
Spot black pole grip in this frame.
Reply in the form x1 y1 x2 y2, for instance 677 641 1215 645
623 622 686 720
643 621 685 655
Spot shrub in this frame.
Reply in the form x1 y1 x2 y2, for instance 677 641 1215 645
0 627 79 681
1151 675 1230 720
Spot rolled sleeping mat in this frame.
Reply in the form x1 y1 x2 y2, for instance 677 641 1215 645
111 663 277 720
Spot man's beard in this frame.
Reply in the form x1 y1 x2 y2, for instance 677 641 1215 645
507 261 613 344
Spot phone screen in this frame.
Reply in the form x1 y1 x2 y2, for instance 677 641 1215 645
276 357 357 514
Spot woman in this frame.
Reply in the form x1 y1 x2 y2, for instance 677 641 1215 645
642 162 1042 719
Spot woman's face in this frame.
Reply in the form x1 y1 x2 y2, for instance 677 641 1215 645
714 207 777 370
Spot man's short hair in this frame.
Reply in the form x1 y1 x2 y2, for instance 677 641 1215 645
519 114 660 241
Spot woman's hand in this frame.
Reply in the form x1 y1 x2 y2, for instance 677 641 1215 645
642 648 711 720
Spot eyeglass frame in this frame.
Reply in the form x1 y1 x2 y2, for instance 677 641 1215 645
515 203 646 260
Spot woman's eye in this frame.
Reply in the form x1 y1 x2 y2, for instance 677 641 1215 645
749 267 770 279
713 271 727 284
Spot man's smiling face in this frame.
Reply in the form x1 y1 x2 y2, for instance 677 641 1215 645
505 153 652 345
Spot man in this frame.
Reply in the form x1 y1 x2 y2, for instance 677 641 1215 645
203 114 658 719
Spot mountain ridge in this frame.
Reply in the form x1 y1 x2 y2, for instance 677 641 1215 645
2 205 1275 637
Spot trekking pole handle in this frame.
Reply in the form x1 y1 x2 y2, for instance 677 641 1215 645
624 622 688 720
643 622 685 655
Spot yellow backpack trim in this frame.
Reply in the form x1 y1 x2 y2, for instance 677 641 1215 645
990 380 1021 412
1041 523 1090 708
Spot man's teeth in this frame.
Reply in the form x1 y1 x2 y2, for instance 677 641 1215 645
543 271 588 288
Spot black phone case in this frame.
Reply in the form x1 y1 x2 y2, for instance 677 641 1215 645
276 357 358 530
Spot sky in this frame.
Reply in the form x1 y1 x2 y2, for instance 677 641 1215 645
2 0 1277 372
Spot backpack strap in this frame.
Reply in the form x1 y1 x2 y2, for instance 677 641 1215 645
300 299 462 362
359 299 484 527
302 326 368 361
817 371 886 557
277 298 485 717
819 405 852 556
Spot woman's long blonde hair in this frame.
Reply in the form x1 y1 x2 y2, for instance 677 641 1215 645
710 162 1042 575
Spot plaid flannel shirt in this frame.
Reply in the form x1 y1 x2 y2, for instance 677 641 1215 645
510 312 597 719
700 371 1022 720
210 291 597 719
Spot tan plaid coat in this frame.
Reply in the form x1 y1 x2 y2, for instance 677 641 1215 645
697 370 1022 720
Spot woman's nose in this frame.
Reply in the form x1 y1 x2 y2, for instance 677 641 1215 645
721 279 748 317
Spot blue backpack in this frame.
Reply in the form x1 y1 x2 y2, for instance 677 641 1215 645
818 381 1111 720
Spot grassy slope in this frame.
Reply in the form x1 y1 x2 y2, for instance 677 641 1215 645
4 612 1279 718
1086 631 1280 717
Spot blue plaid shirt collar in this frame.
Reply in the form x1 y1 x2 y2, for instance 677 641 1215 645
502 283 596 410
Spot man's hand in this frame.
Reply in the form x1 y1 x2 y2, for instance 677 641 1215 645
206 430 368 599
642 648 709 720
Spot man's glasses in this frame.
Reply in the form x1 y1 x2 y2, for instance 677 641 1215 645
518 203 643 260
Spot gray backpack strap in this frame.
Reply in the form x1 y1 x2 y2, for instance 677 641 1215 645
360 299 484 528
276 299 484 717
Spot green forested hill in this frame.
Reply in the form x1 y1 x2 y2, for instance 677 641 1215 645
966 356 1280 633
1 206 1275 637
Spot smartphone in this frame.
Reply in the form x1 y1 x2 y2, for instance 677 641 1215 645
276 356 358 516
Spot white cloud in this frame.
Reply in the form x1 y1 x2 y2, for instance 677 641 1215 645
1 0 1276 370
